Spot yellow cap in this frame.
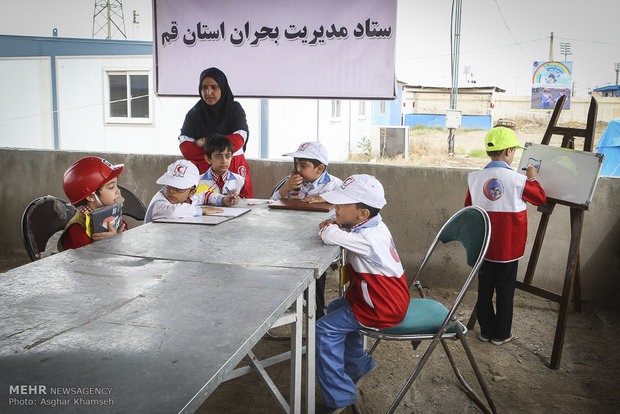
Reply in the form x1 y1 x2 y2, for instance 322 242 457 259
484 127 523 151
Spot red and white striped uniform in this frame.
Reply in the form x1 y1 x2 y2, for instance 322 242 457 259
319 215 410 329
465 161 547 262
179 130 253 198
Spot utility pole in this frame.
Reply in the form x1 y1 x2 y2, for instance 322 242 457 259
447 0 462 156
132 10 139 40
615 63 620 85
549 32 554 61
560 42 572 61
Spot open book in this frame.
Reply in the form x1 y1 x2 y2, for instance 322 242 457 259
153 207 251 225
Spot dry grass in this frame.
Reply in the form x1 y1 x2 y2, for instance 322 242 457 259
348 121 606 170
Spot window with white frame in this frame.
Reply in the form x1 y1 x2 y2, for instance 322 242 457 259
358 101 367 117
105 71 151 123
331 100 341 118
379 100 386 115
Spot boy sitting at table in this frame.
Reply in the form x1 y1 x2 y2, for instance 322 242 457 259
145 159 238 223
58 156 128 251
270 141 342 203
197 134 245 198
316 174 409 412
271 140 343 318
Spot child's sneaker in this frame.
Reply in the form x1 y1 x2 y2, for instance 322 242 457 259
478 332 490 342
490 334 513 346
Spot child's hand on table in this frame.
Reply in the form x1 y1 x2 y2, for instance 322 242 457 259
302 195 325 203
319 219 336 229
202 206 224 215
92 221 125 241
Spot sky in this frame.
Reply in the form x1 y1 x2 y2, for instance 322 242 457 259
1 0 619 96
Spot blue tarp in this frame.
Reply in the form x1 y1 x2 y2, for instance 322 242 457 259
597 118 620 176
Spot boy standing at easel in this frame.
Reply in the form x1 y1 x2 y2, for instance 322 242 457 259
465 127 547 345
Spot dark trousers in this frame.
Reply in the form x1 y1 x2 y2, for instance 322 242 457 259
476 259 518 340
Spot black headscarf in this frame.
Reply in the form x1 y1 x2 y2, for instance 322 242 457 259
180 67 248 148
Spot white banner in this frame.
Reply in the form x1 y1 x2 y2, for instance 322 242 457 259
154 0 397 98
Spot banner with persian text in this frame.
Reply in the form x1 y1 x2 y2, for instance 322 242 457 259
154 0 397 98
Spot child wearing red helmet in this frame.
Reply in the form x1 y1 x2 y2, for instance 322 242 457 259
58 156 127 251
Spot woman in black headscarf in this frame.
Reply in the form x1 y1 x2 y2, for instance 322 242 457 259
179 67 253 197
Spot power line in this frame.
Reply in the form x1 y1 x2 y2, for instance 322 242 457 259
555 36 620 47
493 0 527 55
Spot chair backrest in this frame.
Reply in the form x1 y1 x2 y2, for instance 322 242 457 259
21 196 77 261
118 185 146 221
410 206 491 331
270 176 289 197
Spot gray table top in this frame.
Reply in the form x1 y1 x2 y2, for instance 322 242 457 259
0 249 315 413
85 201 340 275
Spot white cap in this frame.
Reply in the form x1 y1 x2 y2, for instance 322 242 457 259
321 174 386 209
156 160 200 189
283 141 329 166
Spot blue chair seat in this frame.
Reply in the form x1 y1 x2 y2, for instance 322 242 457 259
380 298 456 335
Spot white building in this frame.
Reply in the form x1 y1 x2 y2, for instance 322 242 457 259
0 34 378 162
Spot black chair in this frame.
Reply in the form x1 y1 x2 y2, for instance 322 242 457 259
21 196 77 261
118 185 147 221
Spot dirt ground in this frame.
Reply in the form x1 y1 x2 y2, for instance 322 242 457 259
198 267 620 414
349 119 607 170
201 120 619 414
2 120 617 413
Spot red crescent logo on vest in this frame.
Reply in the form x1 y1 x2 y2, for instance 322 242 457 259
390 237 400 262
237 166 247 178
483 178 503 201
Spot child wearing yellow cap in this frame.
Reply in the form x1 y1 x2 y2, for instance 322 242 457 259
464 127 547 345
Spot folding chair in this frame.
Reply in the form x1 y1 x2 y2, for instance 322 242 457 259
21 196 77 261
118 184 146 221
271 175 289 198
359 206 496 414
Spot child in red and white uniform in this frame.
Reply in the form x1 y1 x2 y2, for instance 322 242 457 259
272 140 343 320
58 157 127 251
270 141 342 202
465 127 547 345
145 160 237 223
316 174 409 411
197 134 246 198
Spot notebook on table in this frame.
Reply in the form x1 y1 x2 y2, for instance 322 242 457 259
268 198 334 212
153 207 251 225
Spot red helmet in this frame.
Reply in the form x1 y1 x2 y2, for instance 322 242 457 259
63 157 124 204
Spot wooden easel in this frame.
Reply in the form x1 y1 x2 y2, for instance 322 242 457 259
468 95 598 369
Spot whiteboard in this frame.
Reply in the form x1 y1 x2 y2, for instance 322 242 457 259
517 142 604 208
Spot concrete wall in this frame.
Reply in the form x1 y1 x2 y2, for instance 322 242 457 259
1 148 618 302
